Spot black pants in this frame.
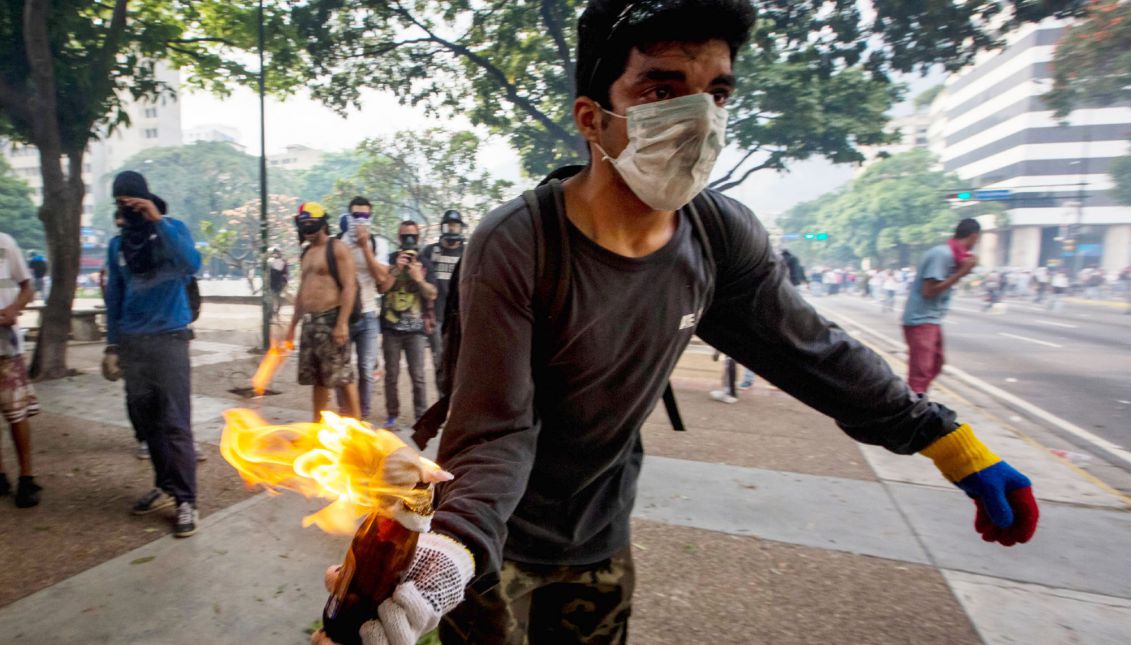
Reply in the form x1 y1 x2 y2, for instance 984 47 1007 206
121 331 196 505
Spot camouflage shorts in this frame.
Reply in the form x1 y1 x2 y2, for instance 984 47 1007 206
298 310 355 388
0 354 39 424
439 547 634 644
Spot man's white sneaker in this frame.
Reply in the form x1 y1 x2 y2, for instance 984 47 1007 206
709 390 737 404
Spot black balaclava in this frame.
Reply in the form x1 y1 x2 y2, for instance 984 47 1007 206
112 170 165 275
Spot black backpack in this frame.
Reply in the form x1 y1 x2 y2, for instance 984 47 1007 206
411 172 725 450
186 276 201 322
302 238 362 324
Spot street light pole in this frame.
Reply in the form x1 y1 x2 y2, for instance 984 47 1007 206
258 0 271 350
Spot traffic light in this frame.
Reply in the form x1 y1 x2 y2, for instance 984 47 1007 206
945 191 973 201
802 232 829 241
815 232 828 240
803 233 815 240
1062 239 1076 253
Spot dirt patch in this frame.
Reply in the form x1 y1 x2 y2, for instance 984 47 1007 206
630 519 979 644
643 380 876 481
0 411 256 609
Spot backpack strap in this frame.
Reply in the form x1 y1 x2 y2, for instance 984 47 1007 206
660 190 727 433
325 238 342 290
524 179 571 322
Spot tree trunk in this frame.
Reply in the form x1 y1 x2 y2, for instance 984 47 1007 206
22 0 85 380
30 151 84 380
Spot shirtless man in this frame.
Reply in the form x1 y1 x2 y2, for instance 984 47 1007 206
284 202 361 420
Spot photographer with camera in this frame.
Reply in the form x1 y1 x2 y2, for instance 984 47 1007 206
377 220 437 430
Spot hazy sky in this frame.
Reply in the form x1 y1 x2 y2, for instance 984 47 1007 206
180 69 942 224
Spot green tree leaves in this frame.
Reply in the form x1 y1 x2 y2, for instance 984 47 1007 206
99 141 262 235
779 150 976 268
326 128 513 238
1043 0 1131 118
293 1 1082 188
0 156 42 251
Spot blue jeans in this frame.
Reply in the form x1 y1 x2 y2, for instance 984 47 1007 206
383 331 428 421
336 311 380 419
121 330 196 505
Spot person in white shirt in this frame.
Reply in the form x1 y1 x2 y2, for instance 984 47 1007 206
0 233 42 507
335 196 392 421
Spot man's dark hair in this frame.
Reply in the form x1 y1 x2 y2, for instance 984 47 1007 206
954 218 981 239
576 0 757 107
348 196 371 209
399 219 419 230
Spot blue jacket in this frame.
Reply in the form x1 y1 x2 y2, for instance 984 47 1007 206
105 218 201 344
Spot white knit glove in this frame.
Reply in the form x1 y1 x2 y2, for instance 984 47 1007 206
316 532 475 645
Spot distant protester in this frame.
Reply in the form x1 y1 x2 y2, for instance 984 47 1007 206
285 202 361 421
0 232 42 508
103 170 202 537
902 218 980 394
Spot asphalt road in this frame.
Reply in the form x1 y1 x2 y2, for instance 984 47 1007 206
808 291 1131 459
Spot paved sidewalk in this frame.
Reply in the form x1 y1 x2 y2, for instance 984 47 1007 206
1 305 1129 643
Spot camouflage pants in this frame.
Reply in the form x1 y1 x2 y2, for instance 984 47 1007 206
439 548 634 644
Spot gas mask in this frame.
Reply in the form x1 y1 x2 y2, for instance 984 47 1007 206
297 219 326 236
440 222 464 245
398 233 419 251
595 92 727 211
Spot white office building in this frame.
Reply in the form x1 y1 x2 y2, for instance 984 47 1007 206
932 18 1131 273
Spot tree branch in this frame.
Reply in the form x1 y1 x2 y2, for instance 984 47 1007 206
23 0 63 163
168 37 235 46
710 156 780 192
346 37 434 60
87 0 129 117
710 147 761 187
389 2 578 150
541 0 575 99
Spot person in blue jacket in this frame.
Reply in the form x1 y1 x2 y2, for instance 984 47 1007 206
101 170 203 538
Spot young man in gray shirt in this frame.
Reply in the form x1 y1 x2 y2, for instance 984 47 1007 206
314 3 1039 644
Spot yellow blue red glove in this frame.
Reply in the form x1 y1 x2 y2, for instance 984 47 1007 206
921 424 1039 546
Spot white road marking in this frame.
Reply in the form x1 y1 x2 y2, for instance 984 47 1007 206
1119 400 1131 406
999 332 1063 348
818 307 1131 468
1005 377 1018 383
950 306 981 313
1035 320 1078 329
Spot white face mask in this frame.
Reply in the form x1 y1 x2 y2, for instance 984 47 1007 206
595 92 727 211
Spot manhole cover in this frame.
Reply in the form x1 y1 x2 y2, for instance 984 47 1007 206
229 387 281 398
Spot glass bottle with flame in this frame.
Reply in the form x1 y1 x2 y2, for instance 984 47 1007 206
218 409 452 645
321 481 433 645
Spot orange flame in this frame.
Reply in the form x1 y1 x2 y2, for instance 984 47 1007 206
220 408 449 534
251 340 294 396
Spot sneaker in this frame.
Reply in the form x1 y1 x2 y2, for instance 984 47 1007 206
0 472 10 496
738 379 755 390
195 443 208 462
15 476 42 508
709 389 737 404
132 488 175 515
383 416 398 430
135 441 150 460
174 502 198 538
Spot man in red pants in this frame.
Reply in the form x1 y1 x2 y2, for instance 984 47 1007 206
902 218 980 394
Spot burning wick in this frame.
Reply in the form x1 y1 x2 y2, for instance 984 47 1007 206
219 408 451 534
251 339 294 396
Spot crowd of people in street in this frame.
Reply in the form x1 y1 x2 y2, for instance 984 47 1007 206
795 258 1131 314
